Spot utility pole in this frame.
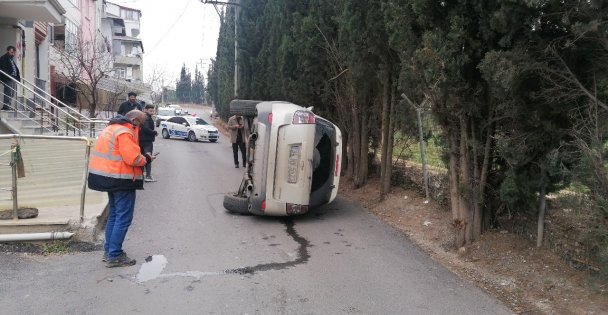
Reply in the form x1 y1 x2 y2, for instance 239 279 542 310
201 0 240 98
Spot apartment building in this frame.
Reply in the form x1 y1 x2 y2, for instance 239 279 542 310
0 0 65 100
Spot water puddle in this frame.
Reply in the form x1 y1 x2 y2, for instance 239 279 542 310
136 255 168 283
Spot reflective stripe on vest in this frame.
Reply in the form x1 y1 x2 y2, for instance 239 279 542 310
89 124 145 180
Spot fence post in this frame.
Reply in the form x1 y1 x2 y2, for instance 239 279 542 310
80 139 92 222
10 143 18 220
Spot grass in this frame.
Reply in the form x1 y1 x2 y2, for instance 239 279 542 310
42 241 71 255
393 133 447 169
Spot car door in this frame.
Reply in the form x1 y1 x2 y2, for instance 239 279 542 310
175 117 189 138
165 117 179 137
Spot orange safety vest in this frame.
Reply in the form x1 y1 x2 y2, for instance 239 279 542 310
88 123 148 191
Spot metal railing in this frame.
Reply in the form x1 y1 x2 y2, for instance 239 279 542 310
0 69 108 137
0 134 92 222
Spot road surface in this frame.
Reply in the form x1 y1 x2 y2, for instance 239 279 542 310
0 106 512 314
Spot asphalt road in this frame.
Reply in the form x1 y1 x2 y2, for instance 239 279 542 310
0 106 513 314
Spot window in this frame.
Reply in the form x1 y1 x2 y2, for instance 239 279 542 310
120 9 139 21
69 0 80 9
167 117 181 123
65 19 79 50
115 68 126 79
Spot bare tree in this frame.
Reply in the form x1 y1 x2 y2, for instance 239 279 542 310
52 30 114 118
145 66 168 104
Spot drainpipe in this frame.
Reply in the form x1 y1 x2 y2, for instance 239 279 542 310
0 232 74 242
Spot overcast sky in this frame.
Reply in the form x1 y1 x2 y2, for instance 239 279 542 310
112 0 221 85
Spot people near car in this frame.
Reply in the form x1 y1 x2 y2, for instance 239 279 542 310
87 110 156 268
117 91 142 116
140 104 158 182
228 114 246 168
0 46 20 110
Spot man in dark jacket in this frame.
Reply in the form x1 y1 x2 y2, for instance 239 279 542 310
117 92 142 115
139 104 158 182
0 46 20 110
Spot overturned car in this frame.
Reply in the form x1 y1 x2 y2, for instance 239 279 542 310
223 100 342 216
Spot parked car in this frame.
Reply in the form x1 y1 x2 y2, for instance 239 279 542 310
159 115 219 142
155 107 180 127
223 100 342 216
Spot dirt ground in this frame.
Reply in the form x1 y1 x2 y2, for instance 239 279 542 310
339 177 608 315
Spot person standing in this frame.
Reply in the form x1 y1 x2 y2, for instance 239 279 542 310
117 92 142 116
228 114 246 168
88 110 156 268
139 104 157 182
0 46 20 110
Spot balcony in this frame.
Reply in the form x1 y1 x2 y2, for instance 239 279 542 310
0 0 65 23
114 54 142 67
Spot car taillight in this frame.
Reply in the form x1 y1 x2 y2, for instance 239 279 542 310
335 154 340 176
286 203 308 215
287 145 301 183
261 200 266 212
268 113 273 124
292 110 315 124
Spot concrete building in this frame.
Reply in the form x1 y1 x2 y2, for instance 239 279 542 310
0 0 65 101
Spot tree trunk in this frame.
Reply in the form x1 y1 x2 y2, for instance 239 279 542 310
537 167 547 248
472 119 481 240
382 85 395 195
356 107 369 187
380 76 391 197
447 127 464 247
458 118 472 245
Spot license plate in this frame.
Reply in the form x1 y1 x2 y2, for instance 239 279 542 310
287 145 301 183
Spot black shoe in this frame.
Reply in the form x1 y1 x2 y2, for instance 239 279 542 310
235 164 239 168
242 163 246 168
102 252 108 262
105 252 136 268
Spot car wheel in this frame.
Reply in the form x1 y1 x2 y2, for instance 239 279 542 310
209 139 217 143
188 131 197 142
229 100 260 117
223 193 250 214
161 129 170 139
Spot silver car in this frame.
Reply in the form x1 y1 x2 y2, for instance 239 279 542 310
223 100 342 216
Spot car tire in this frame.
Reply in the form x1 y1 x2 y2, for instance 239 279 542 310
229 100 260 117
188 131 197 142
161 129 170 139
223 193 250 214
210 139 217 143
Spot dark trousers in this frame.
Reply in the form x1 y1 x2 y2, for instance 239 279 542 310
140 142 153 176
2 81 15 109
232 141 246 166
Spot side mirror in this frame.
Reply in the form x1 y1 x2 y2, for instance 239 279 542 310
182 122 188 126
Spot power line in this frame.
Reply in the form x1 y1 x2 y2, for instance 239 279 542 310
145 0 192 55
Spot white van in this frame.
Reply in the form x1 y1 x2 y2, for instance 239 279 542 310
155 107 179 127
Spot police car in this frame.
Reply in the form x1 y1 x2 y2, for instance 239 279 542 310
160 115 219 142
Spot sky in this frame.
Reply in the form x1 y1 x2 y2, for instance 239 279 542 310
112 0 222 86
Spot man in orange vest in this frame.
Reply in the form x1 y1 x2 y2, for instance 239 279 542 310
88 110 157 268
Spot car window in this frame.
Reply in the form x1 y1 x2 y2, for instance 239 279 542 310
187 117 209 125
158 109 176 116
166 117 179 123
177 117 187 124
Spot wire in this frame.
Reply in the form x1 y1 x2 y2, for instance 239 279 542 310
145 0 192 55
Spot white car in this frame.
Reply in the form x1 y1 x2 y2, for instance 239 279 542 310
155 107 180 127
160 115 219 142
223 100 342 216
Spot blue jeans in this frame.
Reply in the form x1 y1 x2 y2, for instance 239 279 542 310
105 190 136 260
